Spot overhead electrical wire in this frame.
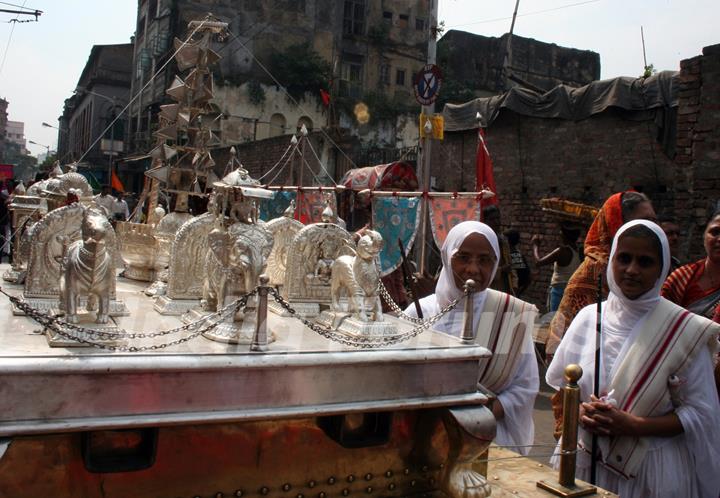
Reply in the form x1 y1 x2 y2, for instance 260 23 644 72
446 0 601 29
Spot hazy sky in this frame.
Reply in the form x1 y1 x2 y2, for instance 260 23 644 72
1 0 717 158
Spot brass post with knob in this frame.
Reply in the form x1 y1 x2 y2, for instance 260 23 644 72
537 364 597 497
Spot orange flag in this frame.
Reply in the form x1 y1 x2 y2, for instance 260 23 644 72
111 167 125 193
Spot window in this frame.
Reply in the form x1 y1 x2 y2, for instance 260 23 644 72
297 116 313 132
383 11 392 24
148 0 157 18
379 64 390 85
341 53 364 83
396 69 406 86
416 18 426 31
398 14 408 28
343 0 365 36
269 113 287 138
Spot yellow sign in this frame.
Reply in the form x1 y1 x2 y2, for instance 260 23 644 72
419 113 444 140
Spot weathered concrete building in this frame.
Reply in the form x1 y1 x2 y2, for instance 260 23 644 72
5 121 26 155
437 30 601 103
57 43 133 186
128 0 432 173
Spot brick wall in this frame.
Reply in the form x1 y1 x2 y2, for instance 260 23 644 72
223 132 326 185
431 102 677 309
673 43 720 260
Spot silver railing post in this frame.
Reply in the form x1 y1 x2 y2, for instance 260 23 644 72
251 274 270 352
461 279 476 344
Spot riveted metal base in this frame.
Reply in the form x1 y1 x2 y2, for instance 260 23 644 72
536 480 598 497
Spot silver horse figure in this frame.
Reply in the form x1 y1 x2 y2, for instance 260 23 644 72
59 208 114 324
330 230 384 322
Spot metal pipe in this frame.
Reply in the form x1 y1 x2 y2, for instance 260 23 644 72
460 279 476 344
251 274 270 352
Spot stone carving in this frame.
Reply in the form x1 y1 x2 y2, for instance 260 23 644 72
154 213 214 314
330 230 384 322
201 222 273 312
59 209 115 324
264 215 303 288
276 223 353 318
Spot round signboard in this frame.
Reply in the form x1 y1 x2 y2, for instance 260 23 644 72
414 64 443 106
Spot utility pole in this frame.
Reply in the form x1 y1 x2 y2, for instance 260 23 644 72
417 0 440 275
502 0 521 90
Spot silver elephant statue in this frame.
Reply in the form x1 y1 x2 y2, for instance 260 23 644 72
59 208 114 324
202 225 273 313
330 230 384 322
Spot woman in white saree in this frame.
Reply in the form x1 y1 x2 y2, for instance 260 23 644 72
547 219 720 497
404 221 539 455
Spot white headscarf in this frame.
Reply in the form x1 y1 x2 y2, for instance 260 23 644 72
436 221 500 308
603 219 671 349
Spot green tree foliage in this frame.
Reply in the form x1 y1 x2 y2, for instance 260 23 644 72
269 42 332 103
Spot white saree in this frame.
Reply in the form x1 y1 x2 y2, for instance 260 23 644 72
547 220 720 498
405 221 539 455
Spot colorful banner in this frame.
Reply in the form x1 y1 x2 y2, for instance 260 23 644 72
372 196 421 276
258 190 296 221
429 196 481 247
297 190 336 224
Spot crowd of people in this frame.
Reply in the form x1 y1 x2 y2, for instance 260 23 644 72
402 190 720 498
1 177 718 496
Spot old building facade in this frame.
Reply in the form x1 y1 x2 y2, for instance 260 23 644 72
127 0 432 179
437 30 601 104
57 43 133 186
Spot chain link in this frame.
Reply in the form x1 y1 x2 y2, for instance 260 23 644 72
377 280 424 324
1 283 464 351
268 287 463 348
6 290 256 351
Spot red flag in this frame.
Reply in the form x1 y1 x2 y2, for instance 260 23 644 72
319 88 331 107
111 167 125 193
476 128 498 205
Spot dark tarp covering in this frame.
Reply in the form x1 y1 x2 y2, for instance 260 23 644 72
442 70 679 157
443 70 678 130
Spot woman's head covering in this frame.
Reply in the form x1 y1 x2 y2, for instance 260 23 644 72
607 219 670 305
436 221 500 308
603 220 670 338
584 191 626 263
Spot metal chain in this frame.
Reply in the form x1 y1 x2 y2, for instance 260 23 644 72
5 289 256 351
377 280 424 324
268 287 463 348
10 290 257 339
